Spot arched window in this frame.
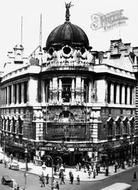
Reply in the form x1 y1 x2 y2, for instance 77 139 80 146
107 117 114 137
115 116 121 136
59 110 74 122
123 117 129 134
18 116 23 134
129 117 135 134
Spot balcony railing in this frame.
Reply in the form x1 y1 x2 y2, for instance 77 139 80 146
42 59 94 72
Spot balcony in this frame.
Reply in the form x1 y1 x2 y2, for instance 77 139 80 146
41 59 93 72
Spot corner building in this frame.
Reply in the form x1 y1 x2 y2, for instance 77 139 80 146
0 7 137 165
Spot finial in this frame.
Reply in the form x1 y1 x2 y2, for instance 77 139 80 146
65 2 73 22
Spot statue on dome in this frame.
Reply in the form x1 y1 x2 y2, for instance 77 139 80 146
65 2 73 21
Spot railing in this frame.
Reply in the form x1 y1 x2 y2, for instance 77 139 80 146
41 59 94 72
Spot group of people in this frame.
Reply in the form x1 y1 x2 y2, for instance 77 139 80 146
39 172 59 189
69 171 80 185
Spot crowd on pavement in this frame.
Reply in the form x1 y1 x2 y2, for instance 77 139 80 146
0 146 137 190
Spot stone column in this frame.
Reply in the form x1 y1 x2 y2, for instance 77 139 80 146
7 86 10 105
52 77 58 102
76 77 81 102
71 78 75 103
41 80 45 103
58 79 62 103
122 85 125 104
49 79 53 102
132 87 135 105
88 81 92 103
21 83 24 104
127 86 130 105
96 80 107 103
16 84 19 104
81 78 84 102
28 78 38 105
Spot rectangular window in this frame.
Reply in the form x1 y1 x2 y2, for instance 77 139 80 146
107 82 111 103
9 86 12 104
24 82 28 103
84 79 89 103
6 87 7 104
130 87 133 105
62 78 71 102
114 84 116 104
125 86 127 104
19 83 22 103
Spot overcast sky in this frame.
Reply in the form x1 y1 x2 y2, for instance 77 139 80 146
0 0 137 66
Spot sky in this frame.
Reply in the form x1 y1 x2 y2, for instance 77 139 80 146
0 0 138 67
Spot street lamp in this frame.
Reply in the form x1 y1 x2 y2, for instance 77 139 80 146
45 155 54 190
24 148 28 190
130 134 134 166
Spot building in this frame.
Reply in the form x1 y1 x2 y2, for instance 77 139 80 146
0 4 138 165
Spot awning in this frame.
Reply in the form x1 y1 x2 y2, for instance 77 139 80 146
13 116 18 120
107 117 113 122
129 117 135 122
115 116 121 122
19 115 24 121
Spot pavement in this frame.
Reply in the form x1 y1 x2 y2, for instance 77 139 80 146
0 147 135 182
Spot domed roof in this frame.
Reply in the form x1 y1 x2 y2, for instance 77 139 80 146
44 22 90 51
44 2 90 51
45 22 89 50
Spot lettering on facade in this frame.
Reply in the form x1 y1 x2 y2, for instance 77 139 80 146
90 9 128 31
78 147 93 151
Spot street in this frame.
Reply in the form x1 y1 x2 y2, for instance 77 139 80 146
0 164 138 190
0 163 138 190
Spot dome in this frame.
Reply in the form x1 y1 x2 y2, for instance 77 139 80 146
44 21 90 51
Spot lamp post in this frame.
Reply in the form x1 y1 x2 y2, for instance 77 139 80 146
24 147 28 190
45 155 54 190
130 134 134 166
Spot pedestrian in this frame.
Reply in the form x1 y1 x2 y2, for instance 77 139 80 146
55 181 59 190
105 167 109 176
10 154 13 162
39 172 45 187
132 171 137 181
76 175 80 185
69 170 72 182
54 165 57 174
60 172 65 184
4 160 7 168
70 173 74 184
114 163 117 173
88 170 91 178
78 162 81 171
93 169 96 178
84 165 86 173
96 164 99 175
46 174 49 184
